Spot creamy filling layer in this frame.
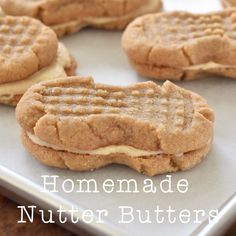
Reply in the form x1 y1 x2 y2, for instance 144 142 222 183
136 61 236 71
0 7 4 16
27 132 167 157
53 0 160 28
0 43 71 97
183 61 236 71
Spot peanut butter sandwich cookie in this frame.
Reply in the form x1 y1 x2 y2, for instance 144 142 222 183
122 9 236 80
16 76 214 176
0 15 76 106
0 0 162 37
221 0 236 8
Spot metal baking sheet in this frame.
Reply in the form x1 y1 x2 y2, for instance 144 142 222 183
0 0 236 235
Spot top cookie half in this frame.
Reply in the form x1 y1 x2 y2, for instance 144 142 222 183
122 9 236 80
16 76 214 155
0 15 57 83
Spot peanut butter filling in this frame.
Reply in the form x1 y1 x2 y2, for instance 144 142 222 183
0 43 71 97
27 132 166 157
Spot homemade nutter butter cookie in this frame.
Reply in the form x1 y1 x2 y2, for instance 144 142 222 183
0 15 76 106
122 9 236 80
16 76 214 176
0 0 162 37
221 0 236 8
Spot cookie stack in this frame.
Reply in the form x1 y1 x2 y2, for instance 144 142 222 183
0 15 76 105
16 77 214 176
0 0 220 175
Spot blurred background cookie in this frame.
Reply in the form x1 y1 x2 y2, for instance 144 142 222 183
221 0 236 7
122 9 236 80
0 0 163 37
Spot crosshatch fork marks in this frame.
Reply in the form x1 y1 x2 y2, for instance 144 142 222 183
34 79 197 132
